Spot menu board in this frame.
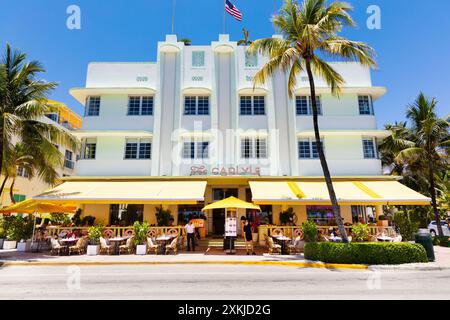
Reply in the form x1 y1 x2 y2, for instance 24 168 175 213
225 217 237 237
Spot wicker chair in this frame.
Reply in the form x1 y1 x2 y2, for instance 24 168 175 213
50 238 66 255
100 237 113 255
267 237 281 255
288 236 305 254
177 234 185 251
119 236 135 255
69 237 88 255
147 237 159 254
165 237 179 255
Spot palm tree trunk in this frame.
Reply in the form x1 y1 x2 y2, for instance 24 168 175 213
428 157 443 237
9 178 16 204
305 58 349 243
0 174 8 197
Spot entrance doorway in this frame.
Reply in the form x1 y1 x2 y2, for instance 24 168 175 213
211 188 238 236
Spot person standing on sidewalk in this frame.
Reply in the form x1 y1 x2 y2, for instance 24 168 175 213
243 220 255 255
185 220 196 252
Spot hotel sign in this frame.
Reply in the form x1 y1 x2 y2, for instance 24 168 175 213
190 165 261 176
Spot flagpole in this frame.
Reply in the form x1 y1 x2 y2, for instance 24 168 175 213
172 0 176 34
223 0 226 34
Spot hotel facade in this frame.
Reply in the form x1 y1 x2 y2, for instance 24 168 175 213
35 34 430 236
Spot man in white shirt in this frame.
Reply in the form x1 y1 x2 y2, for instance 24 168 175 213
185 220 196 251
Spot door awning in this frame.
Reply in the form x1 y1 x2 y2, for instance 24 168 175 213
249 180 431 205
34 181 207 205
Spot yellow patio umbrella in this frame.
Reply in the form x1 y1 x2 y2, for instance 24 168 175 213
0 199 77 247
201 196 261 211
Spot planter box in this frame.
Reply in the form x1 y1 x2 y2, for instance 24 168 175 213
86 245 100 256
136 244 147 255
17 240 31 252
0 238 4 249
3 240 17 250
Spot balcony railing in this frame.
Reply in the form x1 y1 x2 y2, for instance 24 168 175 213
46 226 185 238
266 225 396 239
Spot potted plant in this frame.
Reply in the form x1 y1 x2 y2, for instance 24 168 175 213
133 221 149 255
377 215 389 227
4 216 33 250
302 220 318 243
87 225 103 255
155 206 173 226
279 208 296 226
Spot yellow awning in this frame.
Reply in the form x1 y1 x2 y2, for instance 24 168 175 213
33 181 207 204
0 199 77 214
202 196 261 211
249 180 431 205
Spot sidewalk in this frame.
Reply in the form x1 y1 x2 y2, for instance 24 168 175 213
1 246 449 271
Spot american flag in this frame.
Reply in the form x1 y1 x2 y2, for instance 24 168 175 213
225 0 243 21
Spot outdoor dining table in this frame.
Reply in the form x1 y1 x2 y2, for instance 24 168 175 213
273 236 291 255
156 235 173 255
330 236 342 242
376 236 393 242
58 238 79 255
108 237 127 255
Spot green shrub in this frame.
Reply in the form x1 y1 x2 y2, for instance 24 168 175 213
4 216 34 241
304 242 428 265
88 225 103 245
50 213 71 226
279 207 296 225
0 218 5 238
436 236 449 247
133 221 149 245
302 220 317 242
393 211 419 241
351 223 369 242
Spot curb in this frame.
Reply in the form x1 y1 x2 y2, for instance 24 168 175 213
0 259 368 270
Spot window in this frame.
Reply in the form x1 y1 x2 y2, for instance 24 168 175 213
184 96 210 115
127 96 153 116
110 204 144 226
192 51 205 67
298 138 324 159
82 138 96 159
359 95 373 115
45 113 59 123
245 51 258 68
17 166 30 178
13 194 26 203
124 138 151 159
296 96 322 115
362 138 377 159
86 96 100 116
307 206 335 226
64 150 74 169
182 141 209 159
240 137 267 159
240 96 265 115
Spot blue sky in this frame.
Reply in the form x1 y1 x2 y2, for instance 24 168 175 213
1 0 449 127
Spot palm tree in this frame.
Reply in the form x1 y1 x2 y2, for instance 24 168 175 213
237 28 252 46
249 0 376 242
1 143 34 203
384 93 449 237
0 44 78 186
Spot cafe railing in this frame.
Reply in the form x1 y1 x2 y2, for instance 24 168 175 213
266 225 396 239
46 226 185 238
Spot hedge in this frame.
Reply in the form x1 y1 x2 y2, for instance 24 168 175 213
304 242 428 265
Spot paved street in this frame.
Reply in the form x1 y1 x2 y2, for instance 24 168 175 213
1 264 449 300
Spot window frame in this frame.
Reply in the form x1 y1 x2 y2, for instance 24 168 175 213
127 96 154 116
240 137 268 159
124 138 152 160
239 95 266 116
362 137 378 159
295 95 322 115
82 138 97 160
182 141 209 159
358 95 374 115
298 137 324 159
86 96 101 117
192 50 206 68
183 96 210 116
